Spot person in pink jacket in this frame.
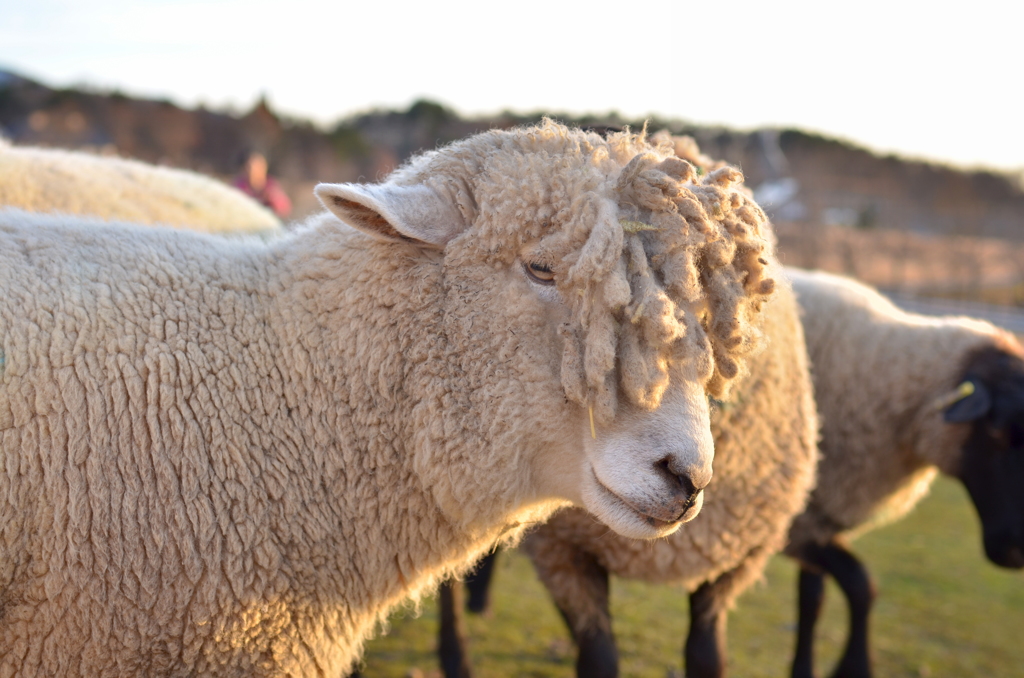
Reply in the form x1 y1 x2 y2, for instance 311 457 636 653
233 150 292 218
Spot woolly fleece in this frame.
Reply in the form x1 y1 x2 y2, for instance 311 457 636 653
784 268 1023 547
524 272 819 630
0 139 282 235
0 122 776 676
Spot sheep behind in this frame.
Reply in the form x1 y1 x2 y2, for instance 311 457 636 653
437 267 1024 678
433 265 818 678
785 268 1024 678
518 272 817 678
0 139 283 235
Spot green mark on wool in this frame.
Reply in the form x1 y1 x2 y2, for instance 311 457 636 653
708 396 731 413
0 348 4 373
619 219 660 234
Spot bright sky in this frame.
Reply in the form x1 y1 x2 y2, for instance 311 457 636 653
1 0 1020 171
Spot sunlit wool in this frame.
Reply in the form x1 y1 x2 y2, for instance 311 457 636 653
0 122 779 677
424 123 777 423
514 135 818 675
0 137 282 235
785 268 1023 547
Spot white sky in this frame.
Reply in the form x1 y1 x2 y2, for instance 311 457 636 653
1 0 1020 171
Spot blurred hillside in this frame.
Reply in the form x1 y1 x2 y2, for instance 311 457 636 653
4 68 1024 307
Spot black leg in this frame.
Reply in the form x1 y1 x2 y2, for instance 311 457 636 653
821 544 874 678
575 623 619 678
437 551 499 678
683 545 776 678
551 602 618 678
791 567 826 678
438 579 473 678
791 540 875 678
465 551 500 615
526 533 619 678
685 581 728 678
556 557 617 678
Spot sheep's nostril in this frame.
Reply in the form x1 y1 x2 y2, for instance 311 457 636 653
656 458 698 499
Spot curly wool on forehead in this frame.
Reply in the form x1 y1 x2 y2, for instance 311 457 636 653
389 121 628 246
399 121 777 421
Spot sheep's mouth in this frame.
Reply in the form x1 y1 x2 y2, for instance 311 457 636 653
590 470 686 530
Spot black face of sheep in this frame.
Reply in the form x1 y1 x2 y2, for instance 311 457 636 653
945 345 1024 569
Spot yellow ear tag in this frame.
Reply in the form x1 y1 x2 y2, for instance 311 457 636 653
589 405 597 440
955 380 975 400
933 380 975 411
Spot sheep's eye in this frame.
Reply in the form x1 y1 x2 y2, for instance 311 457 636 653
525 262 556 285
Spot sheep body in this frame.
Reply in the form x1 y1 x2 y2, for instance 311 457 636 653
784 268 1024 678
0 122 778 676
0 138 282 234
784 269 1001 547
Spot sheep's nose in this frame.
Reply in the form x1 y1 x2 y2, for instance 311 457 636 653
656 456 711 499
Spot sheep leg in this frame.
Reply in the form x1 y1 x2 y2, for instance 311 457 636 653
559 558 618 678
437 551 500 678
465 550 500 614
684 543 776 678
528 537 618 678
821 543 875 678
791 566 826 678
438 579 474 678
792 541 875 678
684 581 728 678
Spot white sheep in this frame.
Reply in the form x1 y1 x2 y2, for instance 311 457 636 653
0 137 282 235
784 268 1024 678
436 276 819 678
0 121 779 677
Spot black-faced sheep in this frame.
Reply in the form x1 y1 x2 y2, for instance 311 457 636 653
0 138 282 235
784 268 1024 678
0 121 778 676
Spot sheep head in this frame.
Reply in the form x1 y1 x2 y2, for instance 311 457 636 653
314 121 777 540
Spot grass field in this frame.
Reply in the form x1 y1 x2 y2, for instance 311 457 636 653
355 477 1024 677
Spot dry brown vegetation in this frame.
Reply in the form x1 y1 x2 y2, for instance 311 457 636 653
776 221 1024 305
4 68 1024 309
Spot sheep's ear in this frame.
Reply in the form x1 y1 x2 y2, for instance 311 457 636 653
315 182 466 248
943 380 992 423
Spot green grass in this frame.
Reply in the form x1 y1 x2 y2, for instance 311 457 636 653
356 477 1024 677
